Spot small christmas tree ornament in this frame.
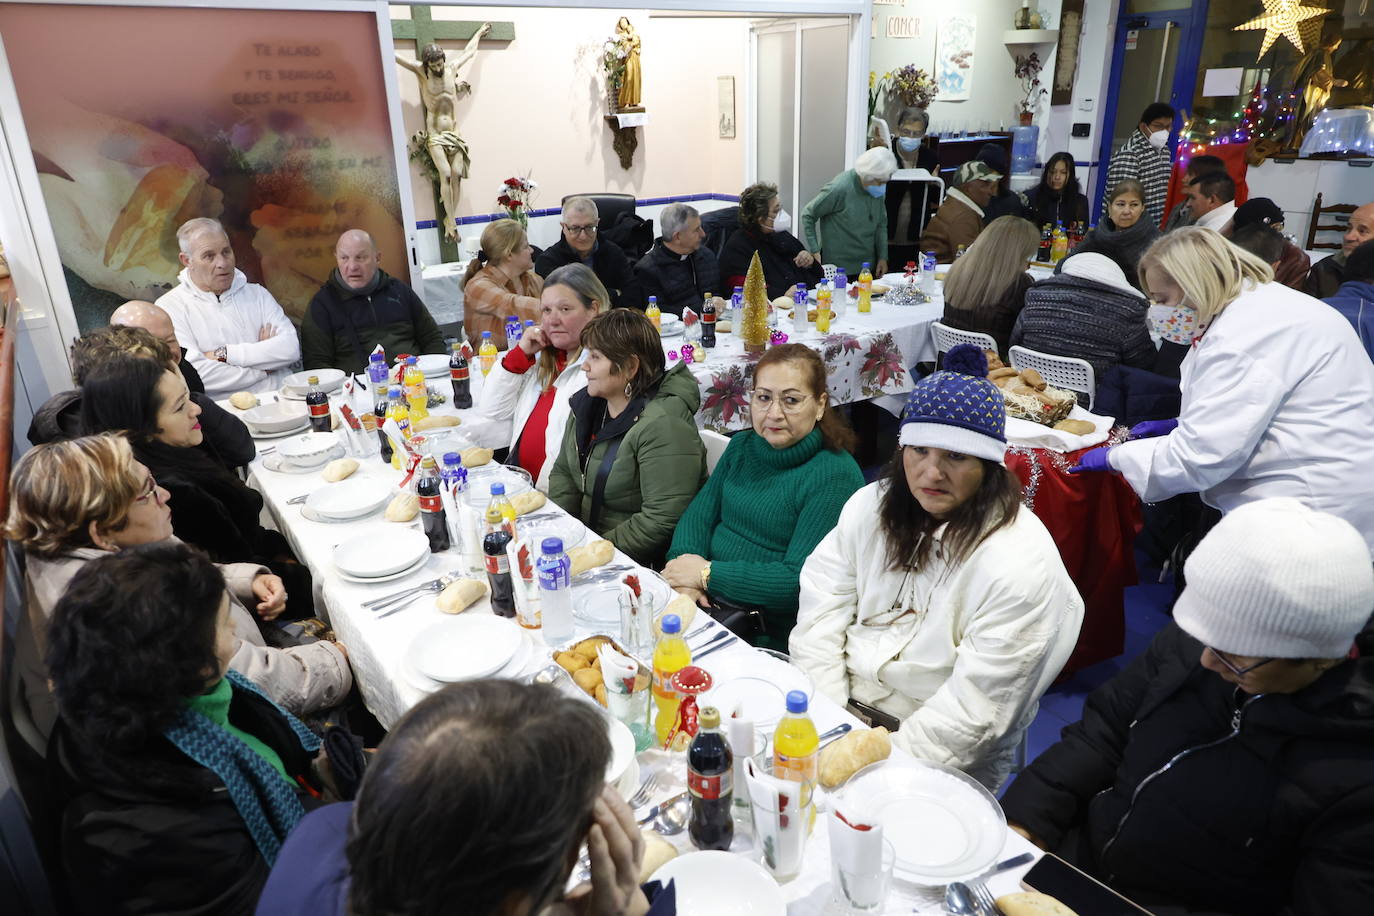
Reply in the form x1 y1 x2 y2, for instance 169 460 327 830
740 252 770 354
769 330 789 346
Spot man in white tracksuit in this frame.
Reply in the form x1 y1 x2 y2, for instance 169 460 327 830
156 217 300 400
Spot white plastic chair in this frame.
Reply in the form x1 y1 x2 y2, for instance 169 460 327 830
930 321 997 361
1008 345 1096 409
699 429 731 476
820 264 838 282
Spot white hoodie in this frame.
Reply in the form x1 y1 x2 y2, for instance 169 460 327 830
156 268 301 399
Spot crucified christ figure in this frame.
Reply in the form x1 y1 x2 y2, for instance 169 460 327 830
396 22 491 242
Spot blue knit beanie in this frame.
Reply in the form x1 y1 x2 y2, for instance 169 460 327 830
899 345 1007 464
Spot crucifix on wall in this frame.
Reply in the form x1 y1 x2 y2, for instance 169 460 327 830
392 6 515 253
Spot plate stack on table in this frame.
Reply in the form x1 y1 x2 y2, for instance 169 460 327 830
261 432 346 474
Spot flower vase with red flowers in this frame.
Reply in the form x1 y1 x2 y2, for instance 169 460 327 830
496 175 538 228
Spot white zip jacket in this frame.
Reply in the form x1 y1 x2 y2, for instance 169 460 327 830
791 482 1083 790
1109 280 1374 557
477 347 589 492
156 268 301 399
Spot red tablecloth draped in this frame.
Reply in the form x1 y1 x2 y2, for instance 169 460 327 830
1005 444 1143 674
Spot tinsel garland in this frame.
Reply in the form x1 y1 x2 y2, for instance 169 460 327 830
1008 426 1132 510
883 284 932 307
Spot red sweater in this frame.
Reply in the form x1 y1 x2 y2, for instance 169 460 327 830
501 346 569 482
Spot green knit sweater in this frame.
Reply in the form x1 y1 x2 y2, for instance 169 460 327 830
186 677 294 786
667 428 864 641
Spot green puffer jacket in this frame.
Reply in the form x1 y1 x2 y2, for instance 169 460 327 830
548 361 707 567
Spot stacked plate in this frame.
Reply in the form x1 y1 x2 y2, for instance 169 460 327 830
415 353 452 379
281 368 346 400
276 432 343 470
657 314 683 338
836 757 1006 885
305 479 390 521
333 529 432 584
241 401 309 438
404 615 531 683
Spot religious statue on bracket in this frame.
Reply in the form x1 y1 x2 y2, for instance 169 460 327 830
1288 22 1348 149
615 17 642 111
396 22 491 242
601 17 645 170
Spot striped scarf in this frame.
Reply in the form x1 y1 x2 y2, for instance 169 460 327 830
164 669 321 864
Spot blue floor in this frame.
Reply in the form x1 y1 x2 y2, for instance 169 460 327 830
1004 550 1176 794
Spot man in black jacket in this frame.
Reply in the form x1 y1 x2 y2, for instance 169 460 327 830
301 229 446 374
632 202 721 315
1002 497 1374 916
534 196 638 309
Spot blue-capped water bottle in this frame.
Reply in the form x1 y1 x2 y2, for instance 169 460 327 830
730 285 744 328
440 451 468 496
833 268 849 318
536 537 574 644
504 314 522 344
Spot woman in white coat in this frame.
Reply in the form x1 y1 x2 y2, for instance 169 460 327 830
1070 227 1374 557
477 264 610 491
791 346 1083 791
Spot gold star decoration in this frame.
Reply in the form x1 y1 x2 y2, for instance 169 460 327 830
1232 0 1328 59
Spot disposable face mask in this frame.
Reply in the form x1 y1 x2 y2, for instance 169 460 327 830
772 208 792 234
1148 303 1198 345
897 136 923 153
865 183 887 199
1148 129 1170 149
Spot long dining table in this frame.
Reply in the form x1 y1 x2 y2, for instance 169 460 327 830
233 379 1043 913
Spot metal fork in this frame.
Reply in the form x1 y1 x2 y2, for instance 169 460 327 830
362 572 456 609
970 879 1002 915
370 575 457 613
286 492 311 506
624 770 661 809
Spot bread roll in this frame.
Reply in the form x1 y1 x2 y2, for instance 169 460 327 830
321 457 359 482
435 577 488 614
412 415 461 431
771 295 793 312
1053 419 1096 436
511 491 547 515
568 539 614 576
384 491 419 522
819 726 892 788
460 446 493 468
638 833 678 883
995 892 1080 916
656 592 698 634
1020 368 1047 391
229 391 258 410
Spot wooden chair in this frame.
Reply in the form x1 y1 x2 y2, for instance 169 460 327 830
1305 192 1357 250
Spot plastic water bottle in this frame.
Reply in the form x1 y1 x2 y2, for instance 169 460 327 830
536 536 574 645
832 269 848 319
367 352 388 389
792 284 808 336
730 286 744 329
504 315 522 344
920 251 937 295
440 451 467 554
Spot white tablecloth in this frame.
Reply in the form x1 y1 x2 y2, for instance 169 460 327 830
234 370 1044 914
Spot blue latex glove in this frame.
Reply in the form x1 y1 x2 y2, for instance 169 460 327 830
1128 418 1179 440
1068 446 1114 474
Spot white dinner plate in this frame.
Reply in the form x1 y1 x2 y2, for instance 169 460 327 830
282 368 346 396
298 502 383 525
416 353 452 378
657 314 683 338
519 515 587 553
260 447 345 474
699 649 812 730
241 401 309 434
249 420 312 440
407 615 522 683
334 528 431 578
278 432 341 466
336 551 431 585
306 479 392 520
573 581 622 627
837 757 1006 885
650 851 785 916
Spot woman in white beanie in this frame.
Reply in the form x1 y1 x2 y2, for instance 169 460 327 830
790 345 1083 791
1071 227 1374 558
800 146 897 276
1002 497 1374 915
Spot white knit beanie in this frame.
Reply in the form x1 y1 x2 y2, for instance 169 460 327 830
1059 252 1139 296
1174 498 1374 658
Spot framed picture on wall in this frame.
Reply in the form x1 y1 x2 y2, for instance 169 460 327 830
718 76 736 139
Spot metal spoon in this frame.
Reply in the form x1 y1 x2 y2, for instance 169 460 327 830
943 881 979 916
653 793 691 836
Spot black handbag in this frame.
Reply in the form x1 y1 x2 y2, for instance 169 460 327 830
703 595 767 642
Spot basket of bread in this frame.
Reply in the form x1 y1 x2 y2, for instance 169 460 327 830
985 352 1077 427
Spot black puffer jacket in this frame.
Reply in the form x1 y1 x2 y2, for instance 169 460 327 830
533 236 639 310
631 240 721 316
301 270 446 375
1002 622 1374 916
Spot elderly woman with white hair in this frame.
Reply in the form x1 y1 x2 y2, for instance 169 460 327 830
534 196 638 309
801 146 897 276
1070 227 1374 558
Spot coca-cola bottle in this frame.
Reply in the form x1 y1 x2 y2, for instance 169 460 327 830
449 341 473 409
484 529 515 617
305 375 330 433
687 705 734 851
701 293 716 349
416 455 450 553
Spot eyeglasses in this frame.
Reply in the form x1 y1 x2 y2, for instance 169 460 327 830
562 223 598 236
1208 647 1275 678
749 391 812 414
135 474 158 502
